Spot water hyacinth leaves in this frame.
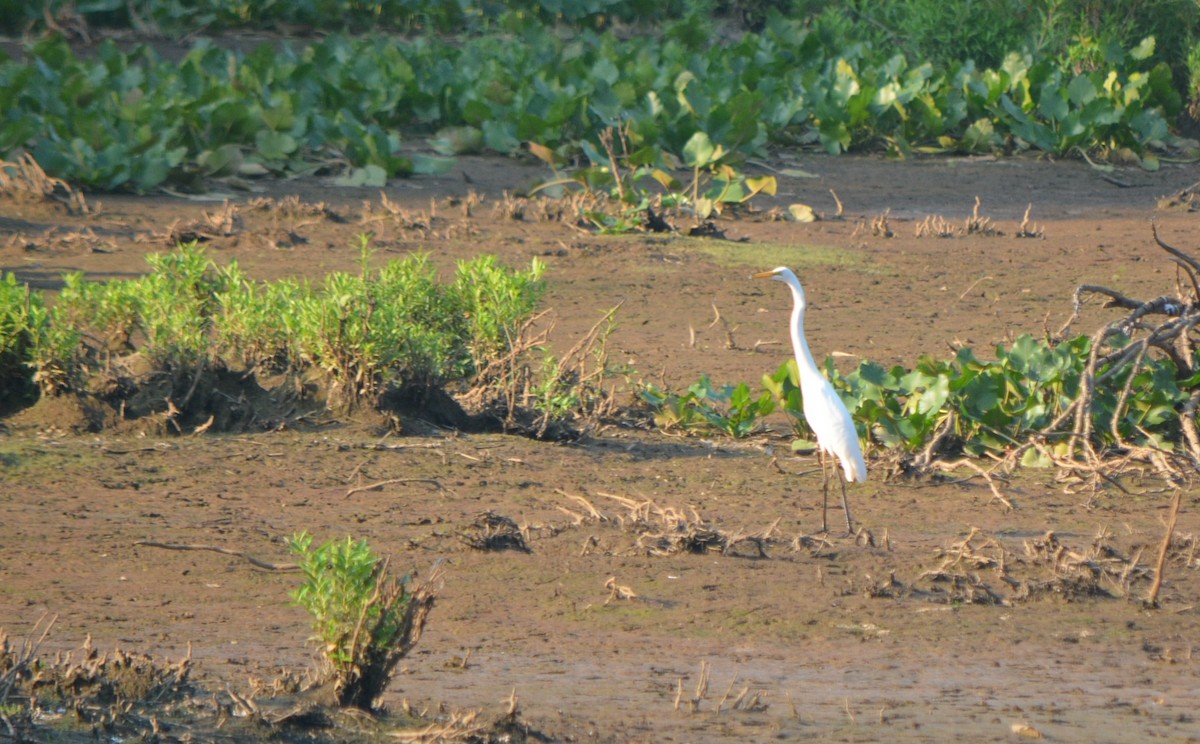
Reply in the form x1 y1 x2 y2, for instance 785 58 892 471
0 22 1183 191
650 332 1195 464
528 127 778 229
640 375 774 438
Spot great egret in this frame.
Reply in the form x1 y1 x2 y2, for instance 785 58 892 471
754 266 866 533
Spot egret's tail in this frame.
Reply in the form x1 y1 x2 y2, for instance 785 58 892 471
841 450 868 483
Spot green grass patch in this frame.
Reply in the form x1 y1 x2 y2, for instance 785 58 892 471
688 240 861 272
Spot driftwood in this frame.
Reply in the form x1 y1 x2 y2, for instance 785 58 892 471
1025 224 1200 480
133 540 299 571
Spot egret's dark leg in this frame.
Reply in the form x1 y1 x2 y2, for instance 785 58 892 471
819 450 830 533
840 474 855 534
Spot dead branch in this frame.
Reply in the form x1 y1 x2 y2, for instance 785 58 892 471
1145 489 1183 608
341 442 444 452
1041 226 1200 479
1153 222 1200 281
345 478 445 499
132 541 299 571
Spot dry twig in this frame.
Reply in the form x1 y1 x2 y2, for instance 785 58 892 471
132 541 299 571
1145 489 1183 607
345 478 445 499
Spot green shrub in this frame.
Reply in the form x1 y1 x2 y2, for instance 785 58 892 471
55 271 140 353
133 244 223 371
288 531 438 710
212 262 304 370
291 251 468 408
454 254 545 371
0 273 37 408
0 241 551 422
25 303 82 397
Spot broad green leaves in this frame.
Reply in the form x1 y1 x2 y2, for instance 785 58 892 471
0 23 1181 191
646 333 1195 463
640 376 775 438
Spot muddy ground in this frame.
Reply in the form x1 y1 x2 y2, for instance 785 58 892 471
2 152 1200 742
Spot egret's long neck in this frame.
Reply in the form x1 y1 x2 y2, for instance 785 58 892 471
788 284 822 381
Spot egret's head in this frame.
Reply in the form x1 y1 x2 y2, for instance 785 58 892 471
753 266 806 307
752 266 797 284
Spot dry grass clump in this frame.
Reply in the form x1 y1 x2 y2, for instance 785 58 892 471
1156 180 1200 212
914 197 1009 238
913 212 959 238
1014 203 1044 238
3 226 113 254
0 616 193 740
459 511 531 552
160 200 243 244
0 154 94 215
458 302 622 440
247 194 348 221
1 611 538 742
909 526 1154 606
672 660 768 715
560 490 778 558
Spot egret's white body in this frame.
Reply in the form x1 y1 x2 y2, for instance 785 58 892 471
755 266 866 532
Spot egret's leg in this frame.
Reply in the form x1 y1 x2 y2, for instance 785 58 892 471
840 475 855 534
819 449 830 533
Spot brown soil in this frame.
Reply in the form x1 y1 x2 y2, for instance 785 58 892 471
3 153 1200 742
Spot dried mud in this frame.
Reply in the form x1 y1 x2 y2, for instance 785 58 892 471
3 153 1200 742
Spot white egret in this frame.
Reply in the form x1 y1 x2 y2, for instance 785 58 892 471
754 267 866 533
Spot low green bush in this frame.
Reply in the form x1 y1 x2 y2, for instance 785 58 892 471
288 531 438 710
0 241 547 418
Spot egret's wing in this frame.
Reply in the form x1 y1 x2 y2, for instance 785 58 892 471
802 379 867 482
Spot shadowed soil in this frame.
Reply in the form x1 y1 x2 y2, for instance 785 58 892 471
2 153 1199 742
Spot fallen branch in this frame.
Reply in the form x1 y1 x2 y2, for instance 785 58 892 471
345 478 445 499
1145 489 1183 608
132 541 298 571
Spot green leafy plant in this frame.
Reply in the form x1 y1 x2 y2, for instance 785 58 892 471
286 240 546 409
0 273 39 409
650 329 1197 467
640 375 774 437
212 262 304 371
1 0 702 37
288 531 439 710
453 254 546 372
25 304 82 398
531 126 777 233
0 239 553 426
55 271 140 353
133 243 222 371
3 11 1187 192
0 273 81 399
292 249 465 409
525 303 622 435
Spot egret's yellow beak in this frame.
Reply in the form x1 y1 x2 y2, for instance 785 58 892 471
752 270 779 280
